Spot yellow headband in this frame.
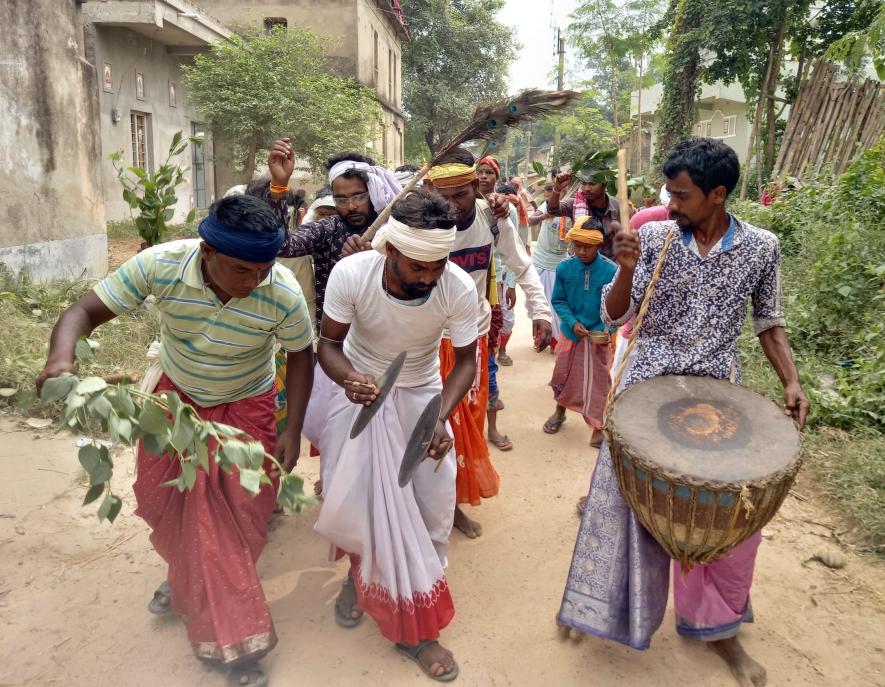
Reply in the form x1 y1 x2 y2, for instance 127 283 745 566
427 163 478 188
566 216 604 244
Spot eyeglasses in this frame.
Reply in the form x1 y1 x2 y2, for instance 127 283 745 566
332 192 370 208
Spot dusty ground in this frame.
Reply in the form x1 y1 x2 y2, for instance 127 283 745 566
1 310 884 687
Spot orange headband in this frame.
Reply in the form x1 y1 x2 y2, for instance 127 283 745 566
427 163 478 188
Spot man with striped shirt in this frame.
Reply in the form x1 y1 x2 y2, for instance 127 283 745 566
36 195 315 687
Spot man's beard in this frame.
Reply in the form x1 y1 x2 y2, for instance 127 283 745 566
342 208 378 232
670 212 695 231
390 260 438 299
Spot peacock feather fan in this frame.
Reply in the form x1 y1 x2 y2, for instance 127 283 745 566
429 89 581 166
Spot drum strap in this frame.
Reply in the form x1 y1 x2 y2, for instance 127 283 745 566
603 227 678 432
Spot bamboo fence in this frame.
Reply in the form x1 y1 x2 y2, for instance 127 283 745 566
775 60 884 179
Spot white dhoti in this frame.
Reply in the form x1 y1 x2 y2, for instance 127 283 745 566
536 266 560 341
304 367 457 645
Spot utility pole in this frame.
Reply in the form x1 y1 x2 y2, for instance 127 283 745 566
524 121 532 179
553 27 565 163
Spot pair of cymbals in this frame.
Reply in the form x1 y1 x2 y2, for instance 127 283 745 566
348 353 444 488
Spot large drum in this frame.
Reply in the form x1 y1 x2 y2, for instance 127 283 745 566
606 375 802 569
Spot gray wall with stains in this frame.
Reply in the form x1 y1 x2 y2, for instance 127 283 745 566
0 0 107 282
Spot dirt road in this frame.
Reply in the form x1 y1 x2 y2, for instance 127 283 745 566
2 310 884 686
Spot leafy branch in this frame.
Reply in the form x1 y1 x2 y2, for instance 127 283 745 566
40 357 313 523
110 131 203 247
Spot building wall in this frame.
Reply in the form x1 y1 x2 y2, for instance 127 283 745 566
195 0 404 168
88 26 215 222
0 0 107 282
642 99 751 165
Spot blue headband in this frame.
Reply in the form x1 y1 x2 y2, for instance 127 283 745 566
198 214 285 263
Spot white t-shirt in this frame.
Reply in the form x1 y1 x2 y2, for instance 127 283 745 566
323 251 479 387
448 199 552 335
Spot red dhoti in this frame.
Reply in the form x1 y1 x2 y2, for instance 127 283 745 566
549 338 613 429
133 374 278 665
439 336 500 505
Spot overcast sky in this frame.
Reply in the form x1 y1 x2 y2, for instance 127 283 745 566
497 0 581 91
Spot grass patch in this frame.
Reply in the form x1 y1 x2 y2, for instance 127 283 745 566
0 272 159 413
107 213 205 241
738 320 885 554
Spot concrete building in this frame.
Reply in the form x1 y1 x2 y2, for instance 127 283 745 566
0 0 233 283
81 0 231 222
630 81 753 165
198 0 408 186
1 0 107 282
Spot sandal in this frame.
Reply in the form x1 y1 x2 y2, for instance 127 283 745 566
395 640 460 682
543 416 566 434
148 580 172 615
227 662 268 687
334 573 364 628
489 435 513 451
497 353 513 366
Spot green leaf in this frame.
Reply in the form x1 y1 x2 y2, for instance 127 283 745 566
163 391 181 419
531 161 546 178
169 413 196 452
128 166 148 179
76 377 108 395
142 431 170 456
837 285 852 297
139 400 171 434
75 338 93 361
195 440 210 471
108 387 137 418
186 208 196 223
83 483 105 506
107 495 123 522
87 394 113 419
220 440 249 468
41 374 77 404
109 413 133 443
97 493 122 522
245 441 266 469
181 461 197 490
239 468 261 494
98 444 113 469
78 444 102 475
89 461 113 486
170 131 183 151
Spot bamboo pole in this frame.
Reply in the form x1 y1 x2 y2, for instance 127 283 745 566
616 149 631 230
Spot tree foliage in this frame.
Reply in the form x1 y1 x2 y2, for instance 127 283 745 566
182 26 380 178
402 0 517 157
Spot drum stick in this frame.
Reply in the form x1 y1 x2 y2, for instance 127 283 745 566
616 148 632 231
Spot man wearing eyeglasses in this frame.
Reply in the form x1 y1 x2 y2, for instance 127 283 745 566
265 138 402 324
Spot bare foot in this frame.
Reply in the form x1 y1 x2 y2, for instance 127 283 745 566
708 637 767 687
556 617 584 642
313 479 323 497
590 429 603 448
454 505 482 538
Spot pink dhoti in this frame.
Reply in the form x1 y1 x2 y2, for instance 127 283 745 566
549 337 613 429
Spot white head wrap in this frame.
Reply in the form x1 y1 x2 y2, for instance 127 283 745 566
328 161 403 213
301 195 336 224
659 184 671 205
371 217 456 262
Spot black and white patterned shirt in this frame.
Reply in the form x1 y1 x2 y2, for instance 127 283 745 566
268 197 361 323
603 216 786 389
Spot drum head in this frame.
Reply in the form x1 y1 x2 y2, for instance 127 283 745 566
609 375 800 483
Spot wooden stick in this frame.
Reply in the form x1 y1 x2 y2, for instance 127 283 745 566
360 162 432 242
616 148 631 230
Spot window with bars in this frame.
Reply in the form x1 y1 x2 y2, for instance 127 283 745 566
130 112 150 171
388 48 394 100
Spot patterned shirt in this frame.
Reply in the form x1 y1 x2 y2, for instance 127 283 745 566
602 216 785 389
94 239 313 407
268 197 359 323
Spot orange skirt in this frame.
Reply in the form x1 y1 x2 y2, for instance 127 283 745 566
440 336 500 505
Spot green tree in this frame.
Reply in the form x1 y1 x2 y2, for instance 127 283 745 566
402 0 517 157
182 26 380 180
651 0 705 176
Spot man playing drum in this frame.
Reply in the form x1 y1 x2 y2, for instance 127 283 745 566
557 138 810 687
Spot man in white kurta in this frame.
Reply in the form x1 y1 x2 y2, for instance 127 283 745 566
305 188 478 681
